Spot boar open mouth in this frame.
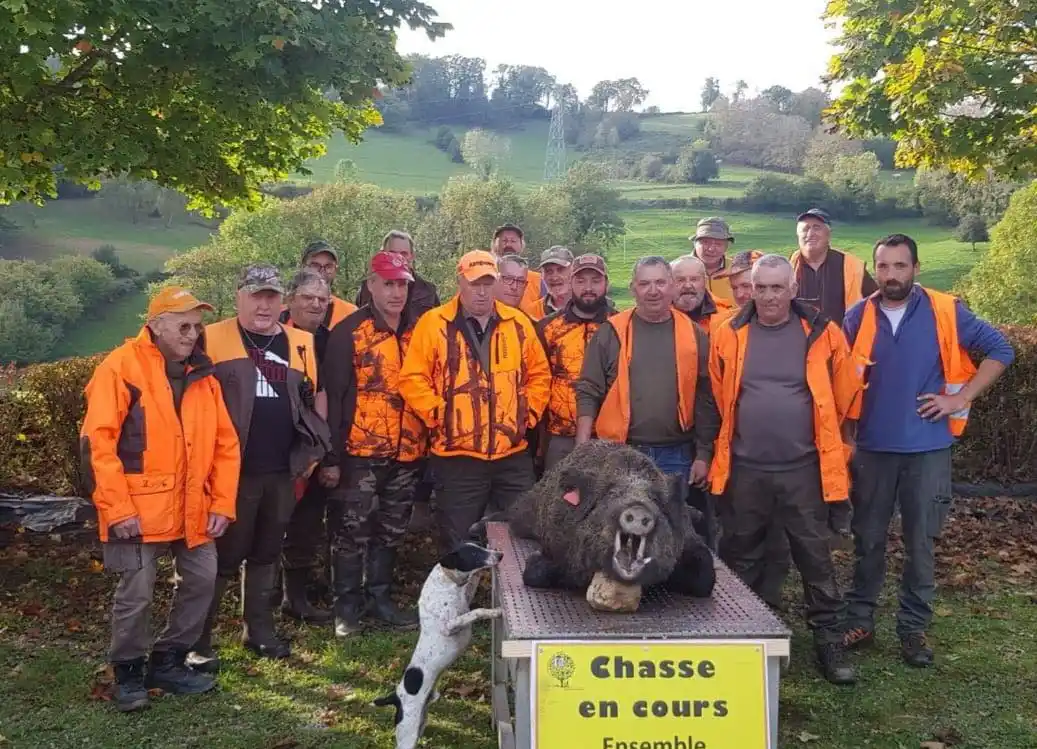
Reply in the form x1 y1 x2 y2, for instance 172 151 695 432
612 530 652 581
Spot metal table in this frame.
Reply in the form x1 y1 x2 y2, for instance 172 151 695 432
486 521 792 749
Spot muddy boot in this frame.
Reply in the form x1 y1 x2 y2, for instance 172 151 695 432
816 640 857 685
366 546 418 630
332 552 366 638
242 563 291 660
146 649 215 695
113 658 150 713
281 567 333 624
186 575 230 674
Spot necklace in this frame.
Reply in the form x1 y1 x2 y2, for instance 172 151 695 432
240 323 277 354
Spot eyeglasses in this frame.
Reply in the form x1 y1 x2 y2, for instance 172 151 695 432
307 261 337 274
177 322 204 337
499 275 527 287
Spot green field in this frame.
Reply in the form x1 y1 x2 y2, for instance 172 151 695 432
604 210 984 306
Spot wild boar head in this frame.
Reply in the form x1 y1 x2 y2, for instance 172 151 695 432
556 449 687 587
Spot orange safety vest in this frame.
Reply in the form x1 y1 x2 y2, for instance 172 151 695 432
848 287 977 436
595 308 698 444
791 249 867 311
520 269 543 309
327 296 358 330
709 305 856 503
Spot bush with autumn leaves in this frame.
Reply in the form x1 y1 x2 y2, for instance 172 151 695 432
2 328 1036 497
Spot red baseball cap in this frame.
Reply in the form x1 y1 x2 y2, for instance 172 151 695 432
369 250 414 282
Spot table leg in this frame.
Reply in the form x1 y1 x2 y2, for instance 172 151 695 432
514 658 531 749
767 655 780 748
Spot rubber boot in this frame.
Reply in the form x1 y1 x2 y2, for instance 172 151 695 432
366 546 418 629
112 658 150 712
146 649 215 695
280 567 333 624
332 552 366 638
241 563 291 659
186 575 230 674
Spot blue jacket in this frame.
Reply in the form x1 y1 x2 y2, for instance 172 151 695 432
842 286 1014 453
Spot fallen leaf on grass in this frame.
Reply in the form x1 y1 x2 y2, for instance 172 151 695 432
66 619 82 632
920 743 946 749
935 606 954 617
798 732 820 743
448 684 479 698
88 559 104 574
88 682 113 702
9 664 22 677
245 666 262 677
20 603 42 617
326 684 355 701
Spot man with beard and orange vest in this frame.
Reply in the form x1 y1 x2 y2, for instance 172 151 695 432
575 256 720 543
80 286 240 712
791 208 878 324
536 253 616 471
841 234 1013 668
710 254 860 685
399 250 551 555
321 251 428 637
301 240 358 330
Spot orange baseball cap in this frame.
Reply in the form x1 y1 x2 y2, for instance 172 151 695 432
146 286 214 321
457 250 499 282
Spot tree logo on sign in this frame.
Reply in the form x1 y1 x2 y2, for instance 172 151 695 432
548 652 575 688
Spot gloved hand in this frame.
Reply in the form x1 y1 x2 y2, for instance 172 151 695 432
299 378 316 410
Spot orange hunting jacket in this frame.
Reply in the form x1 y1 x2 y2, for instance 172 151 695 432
80 328 241 546
709 301 859 503
398 295 551 460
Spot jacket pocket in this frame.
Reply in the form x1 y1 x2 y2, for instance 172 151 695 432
126 473 177 536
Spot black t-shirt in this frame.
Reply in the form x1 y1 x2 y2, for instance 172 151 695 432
795 250 880 324
238 324 294 475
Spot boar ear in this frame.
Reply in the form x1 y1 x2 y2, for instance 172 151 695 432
558 465 598 519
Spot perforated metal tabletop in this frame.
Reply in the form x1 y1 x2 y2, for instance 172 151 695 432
487 521 791 645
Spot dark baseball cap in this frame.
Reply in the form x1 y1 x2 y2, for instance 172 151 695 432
238 264 284 294
493 223 524 240
571 253 608 277
301 240 339 264
796 208 831 226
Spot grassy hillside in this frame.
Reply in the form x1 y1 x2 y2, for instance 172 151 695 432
605 210 984 306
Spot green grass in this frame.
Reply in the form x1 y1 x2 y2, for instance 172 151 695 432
1 199 212 273
1 502 1035 749
605 210 983 306
50 290 148 360
616 165 774 200
301 121 552 194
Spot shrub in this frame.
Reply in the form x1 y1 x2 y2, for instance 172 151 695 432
0 355 103 495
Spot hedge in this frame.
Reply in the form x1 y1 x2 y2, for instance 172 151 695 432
1 328 1035 497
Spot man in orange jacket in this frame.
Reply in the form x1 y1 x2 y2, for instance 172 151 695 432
399 250 551 554
710 254 858 685
80 286 240 712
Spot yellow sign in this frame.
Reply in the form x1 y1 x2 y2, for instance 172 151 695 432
532 640 770 749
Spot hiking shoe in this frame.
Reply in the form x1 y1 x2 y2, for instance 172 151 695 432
843 626 875 650
900 633 934 668
113 658 150 713
816 642 857 685
146 650 216 695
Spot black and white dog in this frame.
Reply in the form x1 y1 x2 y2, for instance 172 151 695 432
374 541 504 749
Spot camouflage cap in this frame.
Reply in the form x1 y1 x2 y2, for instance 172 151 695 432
538 245 574 269
238 264 284 294
690 217 734 243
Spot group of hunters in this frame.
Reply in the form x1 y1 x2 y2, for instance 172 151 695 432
80 207 1014 712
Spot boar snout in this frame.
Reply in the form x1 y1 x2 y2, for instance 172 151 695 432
619 505 655 535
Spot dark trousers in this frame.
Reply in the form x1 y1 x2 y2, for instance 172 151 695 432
719 461 845 642
216 472 296 577
634 441 716 550
544 434 575 473
281 479 328 572
411 460 434 504
430 451 535 555
846 448 952 637
328 457 421 563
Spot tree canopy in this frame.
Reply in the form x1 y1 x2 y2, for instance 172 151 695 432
0 0 448 210
823 0 1037 179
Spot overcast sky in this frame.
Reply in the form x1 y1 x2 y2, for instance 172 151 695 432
396 0 840 112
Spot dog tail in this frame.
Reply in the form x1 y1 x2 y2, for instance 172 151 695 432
373 692 403 726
